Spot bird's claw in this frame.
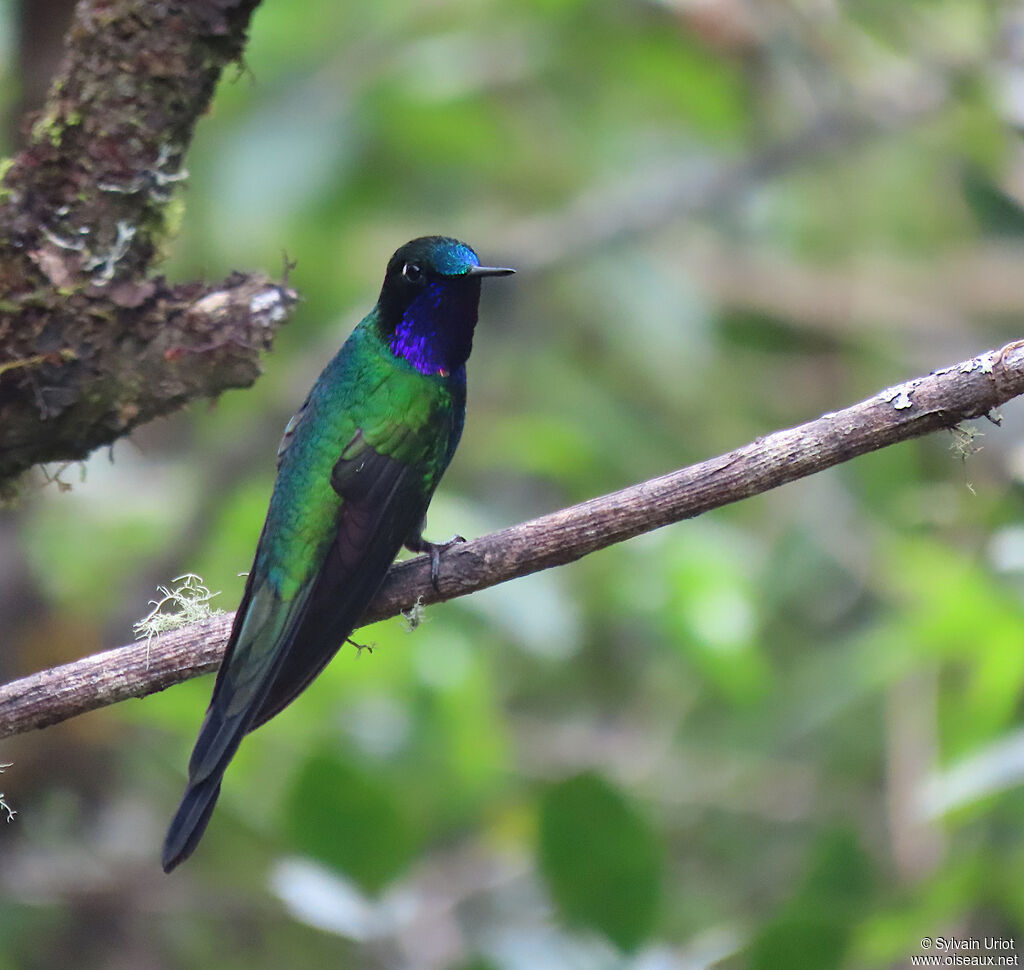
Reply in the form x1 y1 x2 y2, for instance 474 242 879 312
346 636 374 656
420 534 465 590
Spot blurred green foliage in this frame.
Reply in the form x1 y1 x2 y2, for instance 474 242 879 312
285 751 421 893
539 771 662 950
3 0 1024 967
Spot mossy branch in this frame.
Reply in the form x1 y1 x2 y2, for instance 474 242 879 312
0 0 293 489
2 339 1023 740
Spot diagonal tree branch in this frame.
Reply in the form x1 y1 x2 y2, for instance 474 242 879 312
0 0 294 489
2 339 1023 740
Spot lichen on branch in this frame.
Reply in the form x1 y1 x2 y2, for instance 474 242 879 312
0 0 292 490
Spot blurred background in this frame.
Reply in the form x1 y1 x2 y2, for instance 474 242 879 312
3 0 1024 967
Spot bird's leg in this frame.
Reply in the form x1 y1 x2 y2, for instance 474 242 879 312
405 518 465 590
346 636 374 656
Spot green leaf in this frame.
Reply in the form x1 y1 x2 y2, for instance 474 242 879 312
538 771 660 951
283 751 418 894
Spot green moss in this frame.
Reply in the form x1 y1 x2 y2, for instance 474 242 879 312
29 104 83 148
153 193 187 259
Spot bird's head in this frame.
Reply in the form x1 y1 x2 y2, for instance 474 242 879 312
376 236 514 377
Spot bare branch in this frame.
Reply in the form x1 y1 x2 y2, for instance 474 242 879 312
2 339 1023 740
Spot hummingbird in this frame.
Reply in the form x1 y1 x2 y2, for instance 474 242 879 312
162 236 514 872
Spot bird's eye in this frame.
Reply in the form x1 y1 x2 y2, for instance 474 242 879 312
402 262 424 284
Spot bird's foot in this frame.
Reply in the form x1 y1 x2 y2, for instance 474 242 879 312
346 636 374 656
407 534 466 590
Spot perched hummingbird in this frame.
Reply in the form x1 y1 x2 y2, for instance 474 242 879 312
162 236 514 872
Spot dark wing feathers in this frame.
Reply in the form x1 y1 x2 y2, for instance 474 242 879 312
163 425 435 872
248 437 429 729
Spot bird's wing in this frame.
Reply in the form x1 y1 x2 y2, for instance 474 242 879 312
248 429 430 728
162 427 432 871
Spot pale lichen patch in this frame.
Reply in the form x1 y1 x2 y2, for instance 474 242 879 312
250 285 295 326
959 351 999 375
85 220 137 285
951 424 984 461
880 383 915 410
401 595 427 632
134 574 224 665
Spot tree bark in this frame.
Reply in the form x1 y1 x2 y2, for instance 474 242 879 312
1 338 1021 740
0 0 294 491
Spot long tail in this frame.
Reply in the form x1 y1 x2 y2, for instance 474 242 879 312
162 776 223 872
162 576 313 872
161 675 261 872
